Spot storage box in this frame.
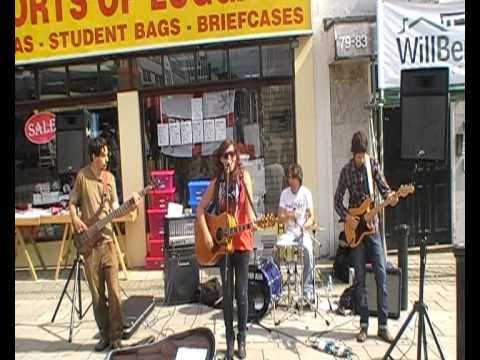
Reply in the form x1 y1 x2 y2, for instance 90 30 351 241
150 189 176 210
145 255 165 270
150 170 175 192
188 180 210 205
147 209 167 239
147 237 165 257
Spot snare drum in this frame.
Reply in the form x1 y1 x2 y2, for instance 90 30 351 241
248 257 282 321
276 244 301 263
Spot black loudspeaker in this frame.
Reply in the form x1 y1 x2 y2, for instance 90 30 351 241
164 255 199 305
56 130 88 173
55 111 86 131
400 68 449 161
365 264 402 319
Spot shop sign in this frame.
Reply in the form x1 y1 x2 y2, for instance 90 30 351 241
15 0 312 65
24 112 56 144
377 0 465 89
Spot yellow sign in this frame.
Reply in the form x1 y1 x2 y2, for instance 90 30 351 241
15 0 312 65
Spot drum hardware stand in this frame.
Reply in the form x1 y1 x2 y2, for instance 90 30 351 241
51 252 92 342
382 161 445 360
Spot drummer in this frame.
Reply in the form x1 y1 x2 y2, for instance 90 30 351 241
277 163 315 303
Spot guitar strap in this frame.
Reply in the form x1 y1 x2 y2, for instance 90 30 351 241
364 154 375 199
241 171 258 219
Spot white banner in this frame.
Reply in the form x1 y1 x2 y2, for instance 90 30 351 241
377 0 465 89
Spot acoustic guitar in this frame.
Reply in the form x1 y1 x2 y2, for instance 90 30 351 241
344 184 415 248
195 212 277 266
73 184 154 256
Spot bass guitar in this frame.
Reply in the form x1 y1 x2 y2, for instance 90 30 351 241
344 184 415 248
73 184 154 256
195 213 276 266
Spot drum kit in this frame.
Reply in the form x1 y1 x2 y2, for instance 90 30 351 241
247 224 326 324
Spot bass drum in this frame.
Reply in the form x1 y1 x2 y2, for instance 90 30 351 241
247 257 282 322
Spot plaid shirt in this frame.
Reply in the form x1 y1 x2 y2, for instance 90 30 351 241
334 157 392 222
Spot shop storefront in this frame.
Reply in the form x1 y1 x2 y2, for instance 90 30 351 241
15 0 315 269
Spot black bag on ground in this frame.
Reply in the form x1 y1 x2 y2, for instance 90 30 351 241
336 285 356 316
197 278 223 309
333 231 351 283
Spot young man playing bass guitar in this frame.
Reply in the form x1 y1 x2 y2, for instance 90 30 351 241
69 137 140 351
334 131 398 343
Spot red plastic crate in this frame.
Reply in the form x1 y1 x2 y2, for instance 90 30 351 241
150 189 176 210
147 209 167 239
145 255 165 270
150 170 175 192
147 238 165 257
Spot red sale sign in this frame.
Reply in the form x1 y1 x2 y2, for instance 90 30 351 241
24 112 56 144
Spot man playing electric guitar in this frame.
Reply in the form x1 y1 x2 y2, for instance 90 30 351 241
196 140 256 360
69 137 140 352
334 131 398 344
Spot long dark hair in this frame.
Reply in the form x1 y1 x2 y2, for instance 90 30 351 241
213 140 243 180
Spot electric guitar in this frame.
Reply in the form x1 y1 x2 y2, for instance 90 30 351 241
73 184 154 256
344 184 415 248
195 212 277 266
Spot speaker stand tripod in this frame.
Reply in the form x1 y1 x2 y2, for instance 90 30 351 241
382 163 445 360
51 252 92 342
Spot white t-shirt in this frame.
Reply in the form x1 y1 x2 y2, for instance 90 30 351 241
279 185 314 235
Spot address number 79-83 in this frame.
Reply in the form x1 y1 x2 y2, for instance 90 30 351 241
338 34 368 50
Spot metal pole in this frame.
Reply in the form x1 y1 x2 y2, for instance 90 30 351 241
396 224 409 310
378 88 387 258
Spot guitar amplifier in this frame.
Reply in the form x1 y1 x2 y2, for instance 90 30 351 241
164 255 199 305
165 215 196 254
365 263 402 319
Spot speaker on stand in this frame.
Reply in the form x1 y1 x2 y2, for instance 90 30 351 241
56 111 89 174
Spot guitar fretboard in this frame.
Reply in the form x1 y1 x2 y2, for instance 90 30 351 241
95 186 151 231
226 223 254 237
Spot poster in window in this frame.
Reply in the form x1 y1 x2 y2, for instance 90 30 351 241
181 120 193 144
215 117 226 142
168 121 181 146
191 97 203 121
157 123 169 146
204 119 215 142
192 120 204 143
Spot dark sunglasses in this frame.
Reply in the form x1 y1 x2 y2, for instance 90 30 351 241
222 151 236 159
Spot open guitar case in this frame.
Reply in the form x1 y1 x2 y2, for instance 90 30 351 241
106 327 216 360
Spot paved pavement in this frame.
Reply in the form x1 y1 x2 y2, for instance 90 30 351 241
15 250 458 359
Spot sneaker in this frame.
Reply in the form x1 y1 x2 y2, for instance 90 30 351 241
356 328 367 343
377 329 394 343
94 338 110 352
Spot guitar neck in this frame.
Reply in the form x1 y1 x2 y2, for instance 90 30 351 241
226 221 256 237
95 187 149 231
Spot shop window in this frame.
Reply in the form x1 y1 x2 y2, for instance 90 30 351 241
262 44 292 77
142 84 295 215
197 49 228 82
164 52 196 86
15 68 37 101
229 46 260 79
39 66 68 99
137 56 164 87
69 63 99 96
99 60 121 92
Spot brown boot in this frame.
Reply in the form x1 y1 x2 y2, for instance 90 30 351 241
356 328 367 342
378 328 394 343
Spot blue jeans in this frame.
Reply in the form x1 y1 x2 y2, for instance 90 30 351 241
219 251 250 342
349 232 388 330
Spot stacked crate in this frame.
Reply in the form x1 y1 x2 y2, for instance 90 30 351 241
145 170 176 269
187 180 210 214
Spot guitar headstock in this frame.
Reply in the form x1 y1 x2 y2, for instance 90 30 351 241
256 213 277 229
396 183 415 198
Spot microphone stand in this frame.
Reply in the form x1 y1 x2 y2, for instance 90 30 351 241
223 163 234 347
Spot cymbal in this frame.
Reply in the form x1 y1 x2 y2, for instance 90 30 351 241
308 223 326 231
